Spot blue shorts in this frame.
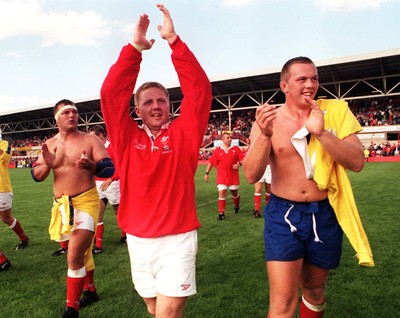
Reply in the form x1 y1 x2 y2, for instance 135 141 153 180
264 194 343 269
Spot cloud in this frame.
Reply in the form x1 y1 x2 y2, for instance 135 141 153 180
120 22 135 39
5 51 23 58
0 0 111 46
0 94 52 115
312 0 390 11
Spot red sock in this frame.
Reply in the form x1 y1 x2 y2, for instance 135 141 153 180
83 269 96 292
218 198 226 213
11 219 27 241
95 223 104 249
60 241 69 250
300 297 325 318
0 251 7 263
232 194 240 208
66 269 86 310
254 193 261 210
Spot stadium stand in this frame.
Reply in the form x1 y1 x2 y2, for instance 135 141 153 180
1 49 400 162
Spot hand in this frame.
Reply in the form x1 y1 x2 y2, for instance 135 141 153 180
156 3 177 44
41 143 56 167
256 103 277 138
75 149 90 170
299 97 324 136
100 179 112 191
232 162 240 170
204 174 209 182
132 14 155 52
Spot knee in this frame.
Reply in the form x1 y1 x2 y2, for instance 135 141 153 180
302 285 326 304
67 250 84 269
270 293 298 317
2 214 13 225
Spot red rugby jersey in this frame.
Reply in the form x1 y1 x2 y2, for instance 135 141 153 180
101 37 212 238
209 146 244 186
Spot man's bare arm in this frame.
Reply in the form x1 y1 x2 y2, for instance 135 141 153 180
31 143 56 182
243 104 277 184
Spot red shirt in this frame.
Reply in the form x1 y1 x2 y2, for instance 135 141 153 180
210 146 244 185
100 37 212 238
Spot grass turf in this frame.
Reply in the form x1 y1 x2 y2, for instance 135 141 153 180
1 162 399 317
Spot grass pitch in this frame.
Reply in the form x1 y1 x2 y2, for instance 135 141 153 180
1 162 399 317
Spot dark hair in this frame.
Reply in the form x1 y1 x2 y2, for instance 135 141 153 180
281 56 315 81
53 99 75 115
89 125 106 137
134 82 169 106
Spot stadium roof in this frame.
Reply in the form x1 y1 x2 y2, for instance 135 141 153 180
1 48 400 138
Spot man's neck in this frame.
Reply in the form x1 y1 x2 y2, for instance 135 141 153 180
59 129 79 140
282 103 310 120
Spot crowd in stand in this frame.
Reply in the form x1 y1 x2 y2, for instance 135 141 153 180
5 97 400 160
202 109 254 147
10 133 53 148
348 97 400 126
365 142 400 157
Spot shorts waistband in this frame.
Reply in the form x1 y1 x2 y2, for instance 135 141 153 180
54 186 97 202
270 193 329 213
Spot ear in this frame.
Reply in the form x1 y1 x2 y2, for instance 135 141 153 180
134 107 141 117
280 81 288 93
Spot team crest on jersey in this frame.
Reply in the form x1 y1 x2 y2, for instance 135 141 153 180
160 136 172 153
134 140 146 150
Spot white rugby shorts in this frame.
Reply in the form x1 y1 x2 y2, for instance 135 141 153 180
127 230 198 298
0 192 12 211
96 180 120 205
217 184 239 191
56 205 95 242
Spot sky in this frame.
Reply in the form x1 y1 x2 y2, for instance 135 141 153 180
0 0 399 116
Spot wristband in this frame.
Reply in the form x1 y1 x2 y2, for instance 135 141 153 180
205 172 209 175
95 158 115 178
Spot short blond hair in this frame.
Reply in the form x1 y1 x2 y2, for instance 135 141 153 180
134 82 169 106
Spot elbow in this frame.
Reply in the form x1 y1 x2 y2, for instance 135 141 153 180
31 168 44 182
351 160 365 173
348 153 365 172
246 177 257 185
100 85 109 100
100 80 114 100
242 166 258 184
